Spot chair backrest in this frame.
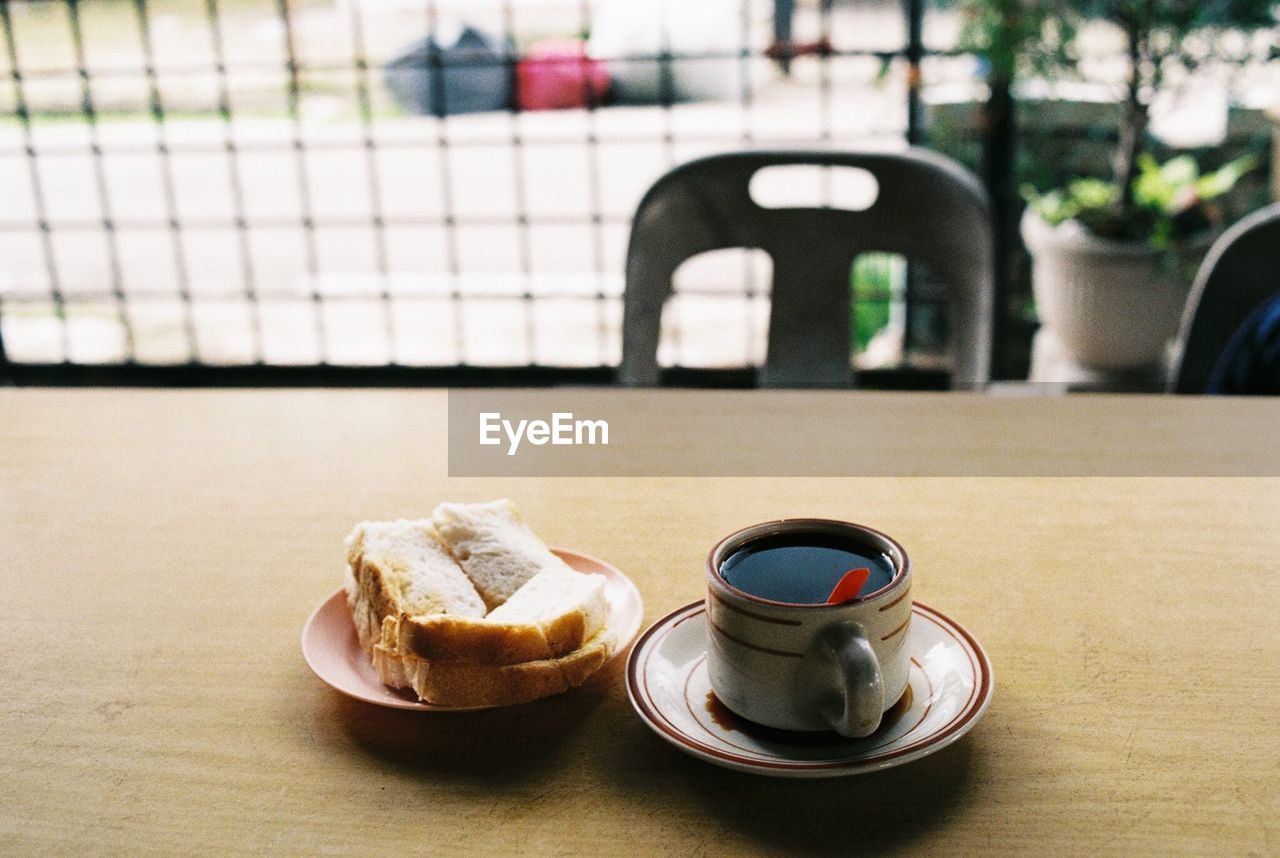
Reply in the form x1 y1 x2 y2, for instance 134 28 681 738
620 148 994 387
1171 203 1280 393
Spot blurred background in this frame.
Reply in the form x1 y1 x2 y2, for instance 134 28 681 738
1 0 1276 385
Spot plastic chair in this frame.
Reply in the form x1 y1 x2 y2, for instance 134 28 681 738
1170 203 1280 393
620 149 994 388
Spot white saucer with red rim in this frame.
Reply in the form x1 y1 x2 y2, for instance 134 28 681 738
625 600 993 777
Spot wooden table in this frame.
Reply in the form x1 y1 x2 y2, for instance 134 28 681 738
3 389 1278 854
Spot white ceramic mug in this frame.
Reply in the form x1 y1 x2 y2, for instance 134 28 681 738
705 519 912 738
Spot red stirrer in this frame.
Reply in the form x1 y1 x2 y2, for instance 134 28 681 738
826 567 871 604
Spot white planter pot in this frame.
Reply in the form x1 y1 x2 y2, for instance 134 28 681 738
1021 210 1204 371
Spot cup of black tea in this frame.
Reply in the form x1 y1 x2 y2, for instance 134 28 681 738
705 519 912 738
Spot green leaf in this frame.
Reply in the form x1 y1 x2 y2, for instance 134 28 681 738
1159 155 1199 187
1194 154 1259 201
1066 178 1117 210
1136 152 1161 174
1026 187 1071 224
1134 156 1176 211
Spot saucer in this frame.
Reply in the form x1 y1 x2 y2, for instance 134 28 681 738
302 548 644 711
626 600 993 777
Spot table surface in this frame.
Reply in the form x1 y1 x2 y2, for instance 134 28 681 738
3 389 1278 855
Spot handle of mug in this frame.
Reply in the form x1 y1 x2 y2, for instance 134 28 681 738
820 622 883 738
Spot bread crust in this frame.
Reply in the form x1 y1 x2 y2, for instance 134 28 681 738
345 526 409 673
401 628 616 707
372 614 415 690
397 615 555 665
396 569 608 666
346 550 402 641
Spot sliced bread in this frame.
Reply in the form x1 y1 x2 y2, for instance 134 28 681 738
344 518 486 659
397 567 608 665
374 627 617 707
432 499 570 610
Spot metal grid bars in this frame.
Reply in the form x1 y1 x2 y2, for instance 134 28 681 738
0 0 955 379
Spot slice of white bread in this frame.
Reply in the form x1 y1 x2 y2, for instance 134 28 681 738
344 519 486 659
432 499 567 610
486 567 608 653
397 567 608 665
345 504 617 706
374 627 617 707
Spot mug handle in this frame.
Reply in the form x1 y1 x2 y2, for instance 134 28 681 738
819 622 883 738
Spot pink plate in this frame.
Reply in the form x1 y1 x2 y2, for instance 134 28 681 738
302 547 645 711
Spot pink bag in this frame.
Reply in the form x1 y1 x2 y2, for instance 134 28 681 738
516 39 610 111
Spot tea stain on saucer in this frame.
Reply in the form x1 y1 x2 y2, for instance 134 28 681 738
704 685 913 747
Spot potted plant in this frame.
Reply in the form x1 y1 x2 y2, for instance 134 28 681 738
1023 152 1256 369
1017 0 1273 373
